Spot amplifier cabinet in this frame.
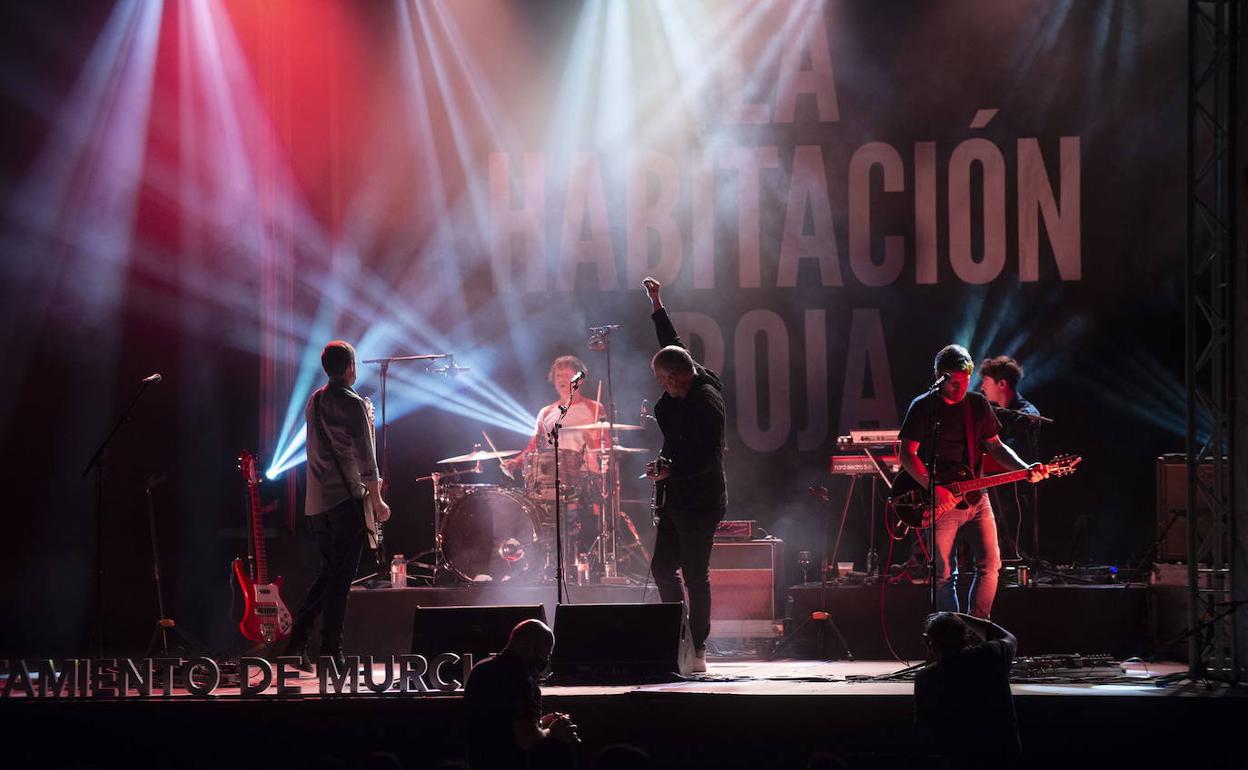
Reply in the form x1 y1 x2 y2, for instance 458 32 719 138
708 538 782 638
1156 454 1225 562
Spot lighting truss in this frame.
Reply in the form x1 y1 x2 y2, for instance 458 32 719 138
1184 0 1240 683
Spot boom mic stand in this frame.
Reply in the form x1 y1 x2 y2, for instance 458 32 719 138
359 353 456 584
921 385 943 614
991 406 1053 567
549 376 582 605
80 374 160 657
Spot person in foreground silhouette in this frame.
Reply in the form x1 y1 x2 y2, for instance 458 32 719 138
914 611 1021 762
464 619 579 770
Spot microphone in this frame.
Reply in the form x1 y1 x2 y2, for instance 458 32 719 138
640 399 651 418
929 372 949 389
570 371 586 387
142 373 162 384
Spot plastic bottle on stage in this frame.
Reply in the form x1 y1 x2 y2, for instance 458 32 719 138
390 554 406 589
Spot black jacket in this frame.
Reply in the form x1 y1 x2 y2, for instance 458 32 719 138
651 308 727 516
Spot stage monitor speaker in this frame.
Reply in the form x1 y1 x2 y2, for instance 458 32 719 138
550 602 693 682
1156 454 1224 562
410 604 546 662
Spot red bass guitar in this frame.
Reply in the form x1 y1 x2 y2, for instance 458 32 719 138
233 450 293 643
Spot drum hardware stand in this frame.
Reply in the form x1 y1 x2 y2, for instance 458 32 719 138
81 372 160 657
359 353 456 585
409 464 481 585
589 323 630 585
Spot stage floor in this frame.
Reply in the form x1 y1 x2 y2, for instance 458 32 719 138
4 658 1244 770
104 657 1188 698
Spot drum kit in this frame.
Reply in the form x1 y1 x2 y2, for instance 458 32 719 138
418 421 653 586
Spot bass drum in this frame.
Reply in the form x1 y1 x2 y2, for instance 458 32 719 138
440 486 547 584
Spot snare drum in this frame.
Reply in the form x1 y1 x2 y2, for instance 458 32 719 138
522 449 585 501
440 485 546 583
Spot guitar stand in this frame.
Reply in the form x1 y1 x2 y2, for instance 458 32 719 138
142 477 202 657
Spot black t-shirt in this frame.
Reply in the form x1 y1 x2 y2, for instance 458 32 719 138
914 639 1021 759
994 395 1040 460
899 391 1000 473
463 653 542 770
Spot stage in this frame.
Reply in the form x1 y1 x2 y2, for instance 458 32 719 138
342 580 1174 662
3 658 1244 770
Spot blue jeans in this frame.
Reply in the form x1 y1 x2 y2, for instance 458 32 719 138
933 494 1001 618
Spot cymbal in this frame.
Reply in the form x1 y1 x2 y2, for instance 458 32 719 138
589 445 650 455
437 448 519 464
563 420 644 432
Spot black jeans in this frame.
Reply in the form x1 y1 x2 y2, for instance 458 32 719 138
650 507 721 648
289 497 366 654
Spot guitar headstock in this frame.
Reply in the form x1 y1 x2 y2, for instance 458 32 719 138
238 450 260 486
808 485 829 502
1045 454 1083 477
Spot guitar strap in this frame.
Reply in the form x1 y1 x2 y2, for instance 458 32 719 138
963 398 979 477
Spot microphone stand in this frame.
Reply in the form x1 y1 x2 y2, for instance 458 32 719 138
360 353 454 584
549 378 582 605
80 376 158 657
990 405 1052 568
921 386 943 614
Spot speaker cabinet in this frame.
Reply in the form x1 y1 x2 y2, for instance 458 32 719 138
410 604 546 661
1156 454 1224 562
550 602 693 682
709 539 782 638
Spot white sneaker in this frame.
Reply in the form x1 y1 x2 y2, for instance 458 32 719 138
691 647 707 673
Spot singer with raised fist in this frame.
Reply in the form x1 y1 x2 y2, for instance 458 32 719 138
642 277 727 673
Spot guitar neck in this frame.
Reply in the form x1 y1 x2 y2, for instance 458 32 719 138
248 482 269 584
949 469 1031 495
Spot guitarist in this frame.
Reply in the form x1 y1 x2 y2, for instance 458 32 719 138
285 340 391 670
897 344 1046 619
641 277 727 674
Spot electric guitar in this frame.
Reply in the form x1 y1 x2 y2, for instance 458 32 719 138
648 455 672 524
887 454 1082 529
362 397 386 572
233 450 293 643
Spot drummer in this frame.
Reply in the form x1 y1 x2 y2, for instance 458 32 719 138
502 355 608 480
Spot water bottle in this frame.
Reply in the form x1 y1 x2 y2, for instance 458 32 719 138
390 554 406 589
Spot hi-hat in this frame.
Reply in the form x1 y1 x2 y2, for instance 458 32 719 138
563 420 644 431
588 445 649 455
437 448 519 464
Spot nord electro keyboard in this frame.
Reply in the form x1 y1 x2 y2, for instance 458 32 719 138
829 454 900 476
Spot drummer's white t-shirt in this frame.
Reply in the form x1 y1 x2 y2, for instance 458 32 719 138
533 399 603 452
